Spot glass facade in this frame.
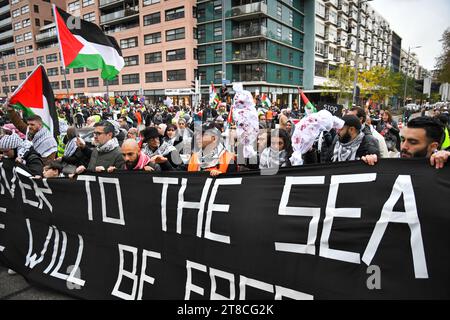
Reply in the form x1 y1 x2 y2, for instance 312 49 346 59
197 0 304 96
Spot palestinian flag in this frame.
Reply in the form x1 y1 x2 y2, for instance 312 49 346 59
298 88 317 113
9 65 59 136
261 93 271 109
98 96 107 107
116 96 124 104
53 5 124 80
209 83 221 109
227 106 233 125
123 96 131 106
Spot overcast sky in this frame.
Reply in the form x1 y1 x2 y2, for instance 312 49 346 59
370 0 450 70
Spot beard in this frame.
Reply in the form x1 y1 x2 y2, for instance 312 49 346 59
125 158 139 170
400 147 428 158
339 132 352 144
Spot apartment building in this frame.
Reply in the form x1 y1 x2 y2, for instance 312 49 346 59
306 0 392 92
197 0 305 106
400 48 420 80
1 0 199 106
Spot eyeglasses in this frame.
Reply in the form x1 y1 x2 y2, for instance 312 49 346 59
93 131 106 136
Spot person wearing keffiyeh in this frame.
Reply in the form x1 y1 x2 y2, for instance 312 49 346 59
0 133 44 176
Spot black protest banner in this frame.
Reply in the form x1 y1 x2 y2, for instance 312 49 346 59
317 102 344 116
0 158 449 300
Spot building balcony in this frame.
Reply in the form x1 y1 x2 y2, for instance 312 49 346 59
35 28 57 42
100 7 139 25
0 16 11 29
0 4 10 17
0 29 13 41
232 50 267 61
232 72 266 83
231 25 267 41
0 41 14 51
99 0 124 9
228 2 268 21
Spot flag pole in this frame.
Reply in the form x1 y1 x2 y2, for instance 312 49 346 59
106 81 110 107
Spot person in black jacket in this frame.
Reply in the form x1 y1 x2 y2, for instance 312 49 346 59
0 133 43 176
326 115 380 163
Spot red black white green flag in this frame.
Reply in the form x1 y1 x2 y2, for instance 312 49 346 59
9 65 59 136
53 5 124 80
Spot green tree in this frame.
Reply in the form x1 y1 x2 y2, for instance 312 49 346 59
359 66 401 104
435 28 450 83
322 64 355 104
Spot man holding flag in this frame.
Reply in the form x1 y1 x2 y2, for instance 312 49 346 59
5 65 59 165
298 88 317 115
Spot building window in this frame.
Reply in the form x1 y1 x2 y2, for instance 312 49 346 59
167 69 186 81
10 74 17 81
17 48 25 56
143 0 160 6
73 67 84 73
277 48 281 58
197 26 205 40
82 0 94 7
276 69 281 80
194 48 198 60
124 55 139 67
214 48 222 59
120 37 138 49
193 27 198 39
24 32 32 41
35 19 40 26
214 70 221 80
46 54 58 63
165 7 185 21
12 9 20 18
166 48 185 61
22 19 31 28
144 32 161 45
16 35 23 43
83 12 95 22
213 0 222 15
213 25 222 37
104 77 119 86
68 1 80 12
87 77 99 87
60 67 69 74
166 28 185 41
197 7 205 20
144 12 161 26
50 81 60 90
276 3 282 18
8 62 16 70
74 79 85 88
37 56 44 64
145 52 162 64
11 0 19 4
34 5 39 13
21 5 29 14
18 60 26 68
47 67 59 76
289 71 293 81
122 74 140 84
316 21 325 37
14 22 21 31
62 80 71 89
289 52 294 62
19 72 27 80
145 71 163 83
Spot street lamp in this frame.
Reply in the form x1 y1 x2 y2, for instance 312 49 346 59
403 45 421 107
352 0 374 106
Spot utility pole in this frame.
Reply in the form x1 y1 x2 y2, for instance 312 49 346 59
352 0 362 106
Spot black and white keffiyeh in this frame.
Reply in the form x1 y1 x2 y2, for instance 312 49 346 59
29 127 57 158
97 137 119 153
64 137 78 157
332 132 364 162
259 147 287 169
142 141 176 158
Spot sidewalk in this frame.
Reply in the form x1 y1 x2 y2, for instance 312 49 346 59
0 264 73 300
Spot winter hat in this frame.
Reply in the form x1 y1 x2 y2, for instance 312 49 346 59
0 133 23 150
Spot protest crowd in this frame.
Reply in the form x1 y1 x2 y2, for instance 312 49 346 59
1 89 450 181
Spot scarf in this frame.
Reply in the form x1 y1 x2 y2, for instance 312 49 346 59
198 143 226 169
17 140 33 158
259 147 287 169
97 137 119 153
332 132 364 162
142 141 176 158
132 152 152 170
29 127 57 158
64 137 78 157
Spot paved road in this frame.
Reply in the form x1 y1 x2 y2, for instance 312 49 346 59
0 263 73 300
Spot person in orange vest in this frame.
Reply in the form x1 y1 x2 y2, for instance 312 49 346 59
187 122 237 177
